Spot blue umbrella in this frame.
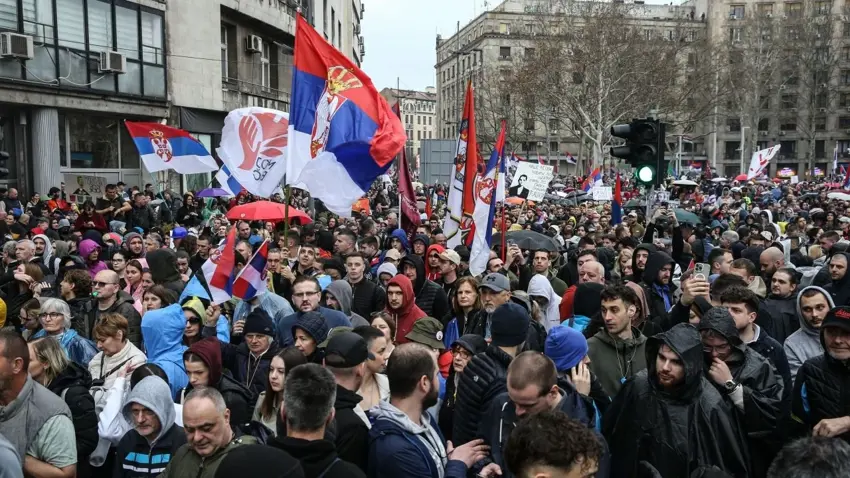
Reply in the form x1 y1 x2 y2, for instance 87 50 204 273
196 187 231 198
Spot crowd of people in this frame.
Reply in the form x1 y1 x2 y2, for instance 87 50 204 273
1 172 850 478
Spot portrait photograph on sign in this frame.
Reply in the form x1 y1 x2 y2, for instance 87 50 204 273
508 162 554 202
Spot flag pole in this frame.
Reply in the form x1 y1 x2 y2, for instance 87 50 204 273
397 76 403 228
283 174 291 240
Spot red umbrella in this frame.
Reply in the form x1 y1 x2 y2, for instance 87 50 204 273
735 173 748 181
772 178 782 183
226 201 312 224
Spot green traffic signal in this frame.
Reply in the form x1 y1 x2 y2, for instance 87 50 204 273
637 165 655 184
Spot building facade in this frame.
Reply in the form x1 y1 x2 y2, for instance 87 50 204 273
380 87 437 157
434 0 703 174
0 0 363 196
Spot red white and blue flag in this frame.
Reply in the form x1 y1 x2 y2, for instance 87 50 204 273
582 167 601 192
842 165 850 191
612 173 623 225
201 227 237 305
445 80 479 249
124 122 218 174
232 240 270 301
285 16 405 216
469 121 506 276
566 152 576 165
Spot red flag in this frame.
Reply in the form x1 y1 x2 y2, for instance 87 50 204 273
425 193 432 218
553 157 559 174
537 153 544 165
392 101 421 238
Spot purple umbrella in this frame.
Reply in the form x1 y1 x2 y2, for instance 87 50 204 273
196 187 231 198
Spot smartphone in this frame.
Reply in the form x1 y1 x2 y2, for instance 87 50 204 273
694 263 711 280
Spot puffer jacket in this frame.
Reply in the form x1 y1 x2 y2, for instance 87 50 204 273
384 275 427 344
399 254 450 321
452 344 514 446
792 328 850 443
603 323 751 478
348 276 386 319
784 286 833 381
93 290 142 347
47 361 98 478
759 293 799 344
587 327 648 398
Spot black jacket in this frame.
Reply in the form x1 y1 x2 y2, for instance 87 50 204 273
349 278 386 318
333 385 369 472
758 294 799 344
146 249 185 297
452 344 514 446
203 326 280 402
792 336 850 443
93 291 142 346
48 362 98 477
270 436 366 478
399 255 450 321
476 386 608 478
464 310 542 351
114 424 186 478
602 323 751 478
182 372 253 432
126 204 156 233
640 251 678 326
699 311 785 477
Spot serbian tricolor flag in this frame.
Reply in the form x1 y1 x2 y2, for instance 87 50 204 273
582 167 601 192
843 165 850 191
612 174 623 225
566 152 577 165
124 122 218 174
469 121 506 276
444 80 479 249
285 15 404 216
201 227 237 305
232 240 270 301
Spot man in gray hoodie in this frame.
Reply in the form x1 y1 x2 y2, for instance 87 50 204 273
115 376 186 477
324 280 370 328
784 285 835 381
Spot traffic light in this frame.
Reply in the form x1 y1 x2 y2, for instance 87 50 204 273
610 118 667 187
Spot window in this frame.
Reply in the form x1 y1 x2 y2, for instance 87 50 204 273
781 94 797 109
57 0 85 49
842 70 850 85
727 118 741 132
845 23 850 38
758 118 770 131
331 8 336 46
725 141 741 159
142 11 164 64
779 140 797 156
815 117 827 131
499 46 511 60
428 117 432 126
729 5 745 19
760 96 770 109
417 131 421 140
785 2 802 18
221 25 228 79
816 140 826 158
816 92 828 109
840 116 850 128
524 118 535 131
815 1 830 15
499 23 510 34
780 119 797 131
416 116 420 125
841 93 850 107
88 0 112 50
525 47 535 57
729 28 742 43
548 118 559 131
261 41 271 88
843 47 850 61
757 3 773 16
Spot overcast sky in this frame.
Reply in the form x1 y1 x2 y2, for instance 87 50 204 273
362 0 673 92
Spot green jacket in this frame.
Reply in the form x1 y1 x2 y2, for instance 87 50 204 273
159 434 257 478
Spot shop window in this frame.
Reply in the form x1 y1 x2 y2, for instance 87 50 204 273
119 126 140 169
68 115 119 169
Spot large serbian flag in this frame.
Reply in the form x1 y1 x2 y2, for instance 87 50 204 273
286 15 405 216
124 122 218 174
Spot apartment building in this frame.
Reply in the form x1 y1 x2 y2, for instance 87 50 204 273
380 86 437 157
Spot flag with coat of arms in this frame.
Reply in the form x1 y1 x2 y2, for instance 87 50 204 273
124 122 219 174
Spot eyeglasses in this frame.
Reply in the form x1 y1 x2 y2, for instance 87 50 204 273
38 312 64 320
702 343 731 354
452 347 472 360
292 290 320 299
93 281 117 288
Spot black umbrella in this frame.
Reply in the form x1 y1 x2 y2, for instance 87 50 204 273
491 230 560 252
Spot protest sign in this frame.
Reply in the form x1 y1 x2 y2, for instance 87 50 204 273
64 174 107 204
592 186 613 201
508 162 553 202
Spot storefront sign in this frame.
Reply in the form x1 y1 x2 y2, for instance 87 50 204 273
777 167 796 178
64 174 107 204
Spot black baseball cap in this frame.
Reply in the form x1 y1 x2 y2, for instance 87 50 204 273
324 331 369 368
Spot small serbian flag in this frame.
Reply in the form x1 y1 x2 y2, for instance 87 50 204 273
582 167 601 192
124 122 218 174
201 227 237 305
612 174 623 225
566 152 577 165
843 165 850 191
286 15 405 217
232 240 269 301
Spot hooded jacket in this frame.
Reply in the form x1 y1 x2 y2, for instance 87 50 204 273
628 243 657 283
784 285 834 381
385 275 427 344
115 376 187 477
398 254 450 322
424 244 444 281
141 304 189 400
792 318 850 443
641 251 678 325
759 292 800 344
477 389 610 478
271 436 364 478
603 323 751 478
94 290 142 347
326 280 370 327
122 232 145 260
528 274 562 331
369 401 467 478
146 248 185 296
698 310 784 476
587 327 648 398
47 361 98 473
32 233 54 274
825 252 850 307
79 238 108 278
452 344 515 447
333 385 369 472
202 319 281 402
182 337 253 432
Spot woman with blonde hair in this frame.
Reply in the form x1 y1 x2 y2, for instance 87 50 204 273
31 297 98 367
615 248 634 279
89 313 147 405
28 337 98 476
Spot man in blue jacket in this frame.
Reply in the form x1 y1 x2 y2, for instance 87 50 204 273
275 276 350 346
368 343 488 478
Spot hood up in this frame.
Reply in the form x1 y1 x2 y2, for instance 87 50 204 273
399 253 426 292
390 229 411 253
78 239 101 260
147 248 181 284
645 323 704 401
48 360 93 392
528 274 562 330
122 375 177 443
33 234 53 261
796 285 835 335
642 251 675 287
141 304 187 362
386 274 417 317
325 280 354 316
631 243 658 283
424 244 445 279
185 337 223 386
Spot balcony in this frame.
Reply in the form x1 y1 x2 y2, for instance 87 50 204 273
222 78 291 112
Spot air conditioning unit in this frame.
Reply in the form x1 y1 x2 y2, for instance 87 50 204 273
0 32 33 60
98 51 126 74
245 34 263 53
729 13 738 19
